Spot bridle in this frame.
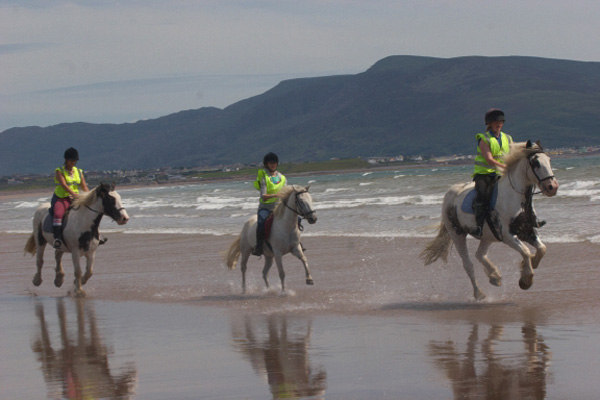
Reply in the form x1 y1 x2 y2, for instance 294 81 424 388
79 193 126 221
508 151 555 195
282 188 316 220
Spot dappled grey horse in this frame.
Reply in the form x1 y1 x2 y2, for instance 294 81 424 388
225 185 317 292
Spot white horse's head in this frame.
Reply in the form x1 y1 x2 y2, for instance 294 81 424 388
295 185 317 224
75 183 130 225
274 185 317 224
505 141 559 197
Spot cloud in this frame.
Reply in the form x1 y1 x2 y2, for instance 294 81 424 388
2 0 600 131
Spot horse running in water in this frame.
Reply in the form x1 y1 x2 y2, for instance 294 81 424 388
420 141 558 300
224 185 317 292
24 183 129 296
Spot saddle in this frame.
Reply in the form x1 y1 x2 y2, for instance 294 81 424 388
461 183 499 215
43 210 70 234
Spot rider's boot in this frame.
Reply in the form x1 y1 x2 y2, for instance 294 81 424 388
473 202 486 237
252 225 265 256
52 226 63 249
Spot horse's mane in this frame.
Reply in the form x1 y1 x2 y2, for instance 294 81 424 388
71 185 100 208
503 141 544 174
273 185 302 218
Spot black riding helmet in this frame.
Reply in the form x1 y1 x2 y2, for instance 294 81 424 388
64 147 79 161
263 152 279 166
485 108 505 125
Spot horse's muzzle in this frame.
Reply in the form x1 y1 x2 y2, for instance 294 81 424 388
540 178 559 197
117 210 130 225
306 213 317 224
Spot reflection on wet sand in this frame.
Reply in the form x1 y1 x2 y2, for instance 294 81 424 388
429 322 552 399
32 298 137 399
231 314 327 399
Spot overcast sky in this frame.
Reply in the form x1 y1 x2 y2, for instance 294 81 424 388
2 0 599 132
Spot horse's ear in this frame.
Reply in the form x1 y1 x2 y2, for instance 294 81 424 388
526 140 533 148
110 181 116 191
97 182 109 194
535 140 544 150
305 185 310 192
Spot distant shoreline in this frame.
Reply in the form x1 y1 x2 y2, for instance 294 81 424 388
1 151 597 200
0 159 468 200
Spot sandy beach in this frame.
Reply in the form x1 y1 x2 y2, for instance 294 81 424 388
2 231 600 399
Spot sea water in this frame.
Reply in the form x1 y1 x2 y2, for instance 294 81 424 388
2 155 600 243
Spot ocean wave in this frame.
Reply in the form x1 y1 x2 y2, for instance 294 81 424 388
315 195 443 210
324 188 351 193
13 200 46 209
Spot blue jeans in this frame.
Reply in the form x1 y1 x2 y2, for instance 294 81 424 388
257 208 272 227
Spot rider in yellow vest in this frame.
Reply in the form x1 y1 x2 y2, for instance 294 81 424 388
252 152 286 256
51 147 89 248
472 109 512 237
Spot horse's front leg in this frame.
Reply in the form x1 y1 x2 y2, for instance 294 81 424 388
262 256 273 289
527 234 546 270
53 249 65 288
503 235 534 290
273 253 286 292
81 252 96 285
70 250 85 296
475 240 502 287
291 244 313 285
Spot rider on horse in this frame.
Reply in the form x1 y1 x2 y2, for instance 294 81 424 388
473 109 544 237
252 152 287 256
473 109 512 237
51 147 89 248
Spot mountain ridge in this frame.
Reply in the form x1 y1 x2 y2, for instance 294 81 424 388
2 55 600 175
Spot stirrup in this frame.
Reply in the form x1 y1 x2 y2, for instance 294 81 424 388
472 226 483 237
251 246 262 256
53 239 63 249
99 236 108 245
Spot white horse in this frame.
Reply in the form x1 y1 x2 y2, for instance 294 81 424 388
24 183 129 296
224 185 317 292
420 141 559 300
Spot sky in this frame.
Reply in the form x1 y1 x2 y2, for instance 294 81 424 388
2 0 600 132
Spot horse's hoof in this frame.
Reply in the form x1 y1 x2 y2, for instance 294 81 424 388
474 290 486 301
519 277 533 290
32 275 42 287
54 274 64 288
489 276 502 287
306 279 314 285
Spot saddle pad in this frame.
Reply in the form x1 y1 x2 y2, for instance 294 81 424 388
42 213 54 233
461 184 499 215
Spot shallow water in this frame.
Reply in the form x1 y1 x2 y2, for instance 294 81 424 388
3 295 600 400
3 231 600 399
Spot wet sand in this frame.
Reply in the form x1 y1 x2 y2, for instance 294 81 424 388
2 232 600 399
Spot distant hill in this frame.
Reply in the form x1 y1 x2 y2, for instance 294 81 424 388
2 55 600 176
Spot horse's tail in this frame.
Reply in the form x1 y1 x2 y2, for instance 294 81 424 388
224 236 241 270
24 233 36 256
419 222 452 265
